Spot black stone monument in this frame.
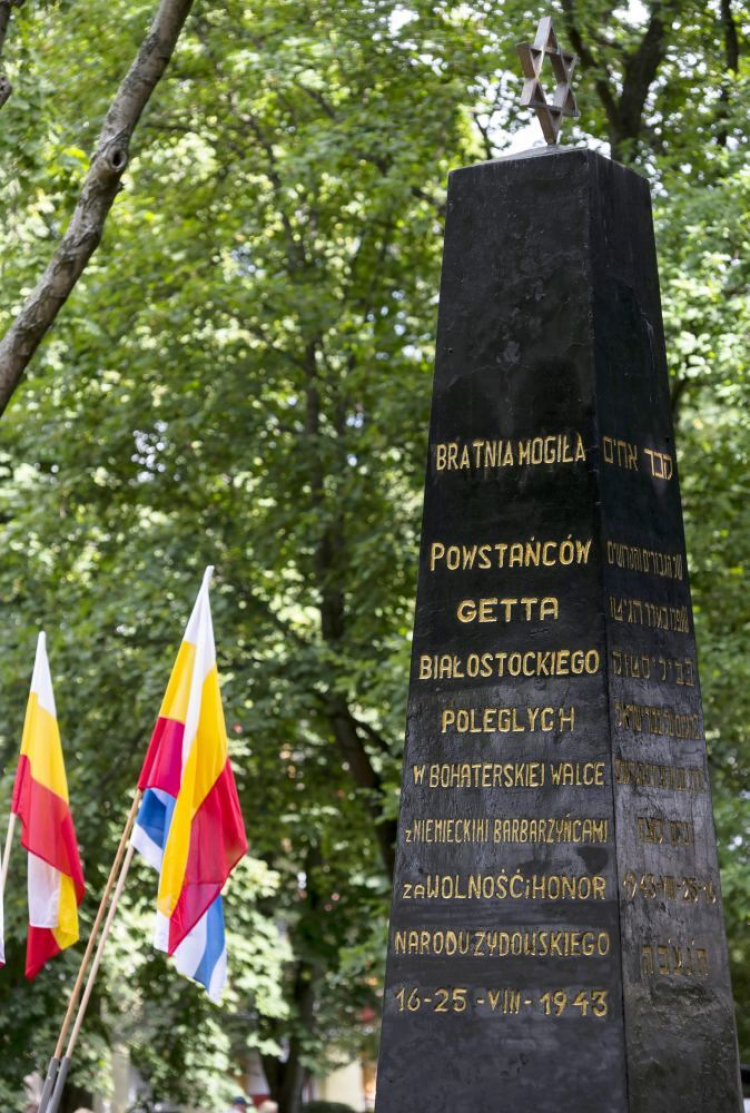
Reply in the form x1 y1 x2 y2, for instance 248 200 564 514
374 147 743 1112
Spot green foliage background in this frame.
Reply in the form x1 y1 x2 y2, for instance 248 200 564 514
0 1 748 1109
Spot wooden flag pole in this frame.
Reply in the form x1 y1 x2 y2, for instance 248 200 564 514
0 810 16 895
38 789 142 1113
0 811 17 975
45 839 138 1113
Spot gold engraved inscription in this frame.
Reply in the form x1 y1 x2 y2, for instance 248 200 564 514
404 816 609 845
611 649 695 687
456 596 559 623
622 871 717 904
418 647 600 680
493 816 608 843
606 540 683 581
602 436 639 471
609 593 690 633
412 761 605 789
602 436 674 481
433 433 586 473
440 706 575 734
614 700 702 741
401 872 606 902
615 760 705 793
394 927 611 958
643 447 674 480
395 984 609 1018
641 942 709 978
636 816 695 846
429 536 592 571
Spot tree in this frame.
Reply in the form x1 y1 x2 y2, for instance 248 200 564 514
0 1 16 108
0 0 196 413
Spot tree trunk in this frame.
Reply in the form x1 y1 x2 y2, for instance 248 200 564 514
0 0 15 107
0 0 195 414
276 963 317 1113
561 0 675 164
301 339 398 875
717 0 740 146
263 848 325 1113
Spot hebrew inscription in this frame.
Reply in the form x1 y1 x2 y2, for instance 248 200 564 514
375 149 741 1113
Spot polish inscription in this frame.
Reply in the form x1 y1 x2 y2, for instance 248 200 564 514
377 151 741 1113
456 595 559 623
429 536 592 571
417 647 600 680
394 927 613 958
393 420 620 1048
405 816 610 845
396 413 721 1078
413 761 606 789
433 431 586 472
398 416 715 1023
401 872 606 902
439 705 576 734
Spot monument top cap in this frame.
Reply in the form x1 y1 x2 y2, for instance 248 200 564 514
516 15 580 146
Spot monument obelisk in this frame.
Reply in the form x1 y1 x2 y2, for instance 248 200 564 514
374 17 742 1113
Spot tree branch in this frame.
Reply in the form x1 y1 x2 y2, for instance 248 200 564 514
292 76 338 121
0 0 196 416
471 109 496 162
0 0 21 108
0 1 12 55
717 0 740 146
561 0 677 161
560 0 621 144
720 0 740 72
618 5 669 142
670 374 690 424
327 695 397 876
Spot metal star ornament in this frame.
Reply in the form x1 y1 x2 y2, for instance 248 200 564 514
517 16 580 145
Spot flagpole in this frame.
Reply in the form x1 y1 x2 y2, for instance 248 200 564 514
0 810 16 895
44 564 223 1111
45 838 137 1113
1 812 17 970
38 789 142 1113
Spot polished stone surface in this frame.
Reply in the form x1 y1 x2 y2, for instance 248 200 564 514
375 148 742 1113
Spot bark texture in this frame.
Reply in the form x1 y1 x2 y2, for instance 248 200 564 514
561 0 676 162
718 0 740 146
0 0 195 415
0 0 18 107
304 340 399 878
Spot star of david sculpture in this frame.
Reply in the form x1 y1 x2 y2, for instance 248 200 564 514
517 15 579 144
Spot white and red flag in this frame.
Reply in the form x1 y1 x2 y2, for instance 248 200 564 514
10 633 85 978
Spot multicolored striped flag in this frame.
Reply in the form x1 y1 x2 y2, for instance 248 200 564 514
132 567 247 1000
11 633 85 979
0 855 5 967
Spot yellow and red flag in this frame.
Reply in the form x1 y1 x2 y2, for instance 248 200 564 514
132 568 247 998
11 633 85 979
